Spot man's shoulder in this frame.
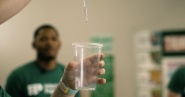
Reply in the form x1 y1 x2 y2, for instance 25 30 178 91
10 61 36 76
176 66 185 73
57 62 65 69
171 66 185 79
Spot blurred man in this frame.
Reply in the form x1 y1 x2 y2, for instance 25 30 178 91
5 25 80 97
168 67 185 97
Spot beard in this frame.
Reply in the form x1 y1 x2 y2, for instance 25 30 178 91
38 52 55 61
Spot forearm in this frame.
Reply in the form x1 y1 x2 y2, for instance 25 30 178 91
51 84 74 97
0 0 31 24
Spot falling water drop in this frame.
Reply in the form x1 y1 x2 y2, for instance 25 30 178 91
83 0 88 24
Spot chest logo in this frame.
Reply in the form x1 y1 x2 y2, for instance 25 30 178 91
27 83 58 96
27 83 43 96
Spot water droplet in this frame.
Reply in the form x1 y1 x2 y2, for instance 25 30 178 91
83 0 88 23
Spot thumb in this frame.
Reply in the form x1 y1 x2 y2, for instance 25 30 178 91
62 61 76 89
65 61 75 71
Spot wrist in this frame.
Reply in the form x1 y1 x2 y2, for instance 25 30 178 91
51 84 74 97
62 78 71 89
59 78 79 95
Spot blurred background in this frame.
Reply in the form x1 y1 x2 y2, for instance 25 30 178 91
1 0 185 97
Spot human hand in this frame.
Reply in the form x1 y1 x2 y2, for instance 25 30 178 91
62 53 106 90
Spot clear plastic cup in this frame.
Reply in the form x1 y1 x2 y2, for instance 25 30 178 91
72 42 103 90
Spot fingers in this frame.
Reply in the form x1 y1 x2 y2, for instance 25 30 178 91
87 53 105 62
100 53 105 59
98 68 105 76
65 61 75 71
97 78 106 84
99 60 105 67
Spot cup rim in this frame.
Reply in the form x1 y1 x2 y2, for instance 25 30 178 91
72 42 103 48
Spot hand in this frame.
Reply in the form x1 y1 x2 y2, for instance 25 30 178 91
62 53 106 90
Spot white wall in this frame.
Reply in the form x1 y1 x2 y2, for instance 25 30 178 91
1 0 185 97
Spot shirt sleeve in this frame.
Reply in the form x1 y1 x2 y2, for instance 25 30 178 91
5 71 24 97
168 67 185 94
0 85 11 97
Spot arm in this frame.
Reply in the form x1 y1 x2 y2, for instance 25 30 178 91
51 53 106 97
168 91 181 97
0 0 31 24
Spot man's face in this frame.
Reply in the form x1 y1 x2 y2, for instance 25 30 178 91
34 28 60 60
